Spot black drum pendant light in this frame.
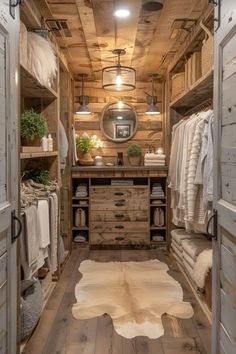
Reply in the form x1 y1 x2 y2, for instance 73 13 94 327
76 73 91 115
145 74 160 115
102 49 136 92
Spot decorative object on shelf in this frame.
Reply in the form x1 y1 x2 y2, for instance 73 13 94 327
76 133 100 166
155 147 164 155
21 109 47 147
47 133 53 152
75 74 91 115
153 207 165 227
94 155 104 166
127 144 142 166
101 101 138 142
102 49 136 91
75 208 86 227
145 74 161 114
116 152 124 166
30 169 51 185
41 136 48 152
171 72 185 100
27 32 57 88
200 21 213 76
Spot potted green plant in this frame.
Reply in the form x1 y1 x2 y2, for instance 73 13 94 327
127 144 142 166
76 133 101 165
21 109 47 146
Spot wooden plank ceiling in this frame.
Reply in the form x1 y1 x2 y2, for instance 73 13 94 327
47 0 208 81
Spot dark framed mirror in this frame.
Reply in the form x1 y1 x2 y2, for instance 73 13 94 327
100 102 138 142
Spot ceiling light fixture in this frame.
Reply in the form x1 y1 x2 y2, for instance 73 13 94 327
113 8 130 18
75 73 91 115
145 74 160 115
102 49 136 92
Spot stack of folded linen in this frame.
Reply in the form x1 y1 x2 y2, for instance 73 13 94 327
144 153 166 166
151 183 165 198
74 232 87 243
75 184 88 198
182 238 212 285
171 229 205 266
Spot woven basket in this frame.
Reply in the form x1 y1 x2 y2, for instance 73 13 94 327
171 72 185 100
200 21 213 76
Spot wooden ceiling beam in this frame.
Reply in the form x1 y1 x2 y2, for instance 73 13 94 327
75 0 102 79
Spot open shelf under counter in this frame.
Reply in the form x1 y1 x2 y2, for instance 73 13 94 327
20 151 58 159
170 70 213 112
20 65 58 100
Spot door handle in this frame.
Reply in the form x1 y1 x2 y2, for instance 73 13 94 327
114 192 124 196
115 214 125 218
11 210 22 243
115 202 125 207
207 209 218 240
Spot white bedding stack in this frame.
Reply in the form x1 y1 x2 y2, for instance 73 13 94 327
171 229 212 288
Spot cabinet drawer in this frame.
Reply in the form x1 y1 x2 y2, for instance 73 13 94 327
90 210 148 222
91 221 149 234
0 253 6 288
91 187 148 200
90 231 150 245
91 198 148 211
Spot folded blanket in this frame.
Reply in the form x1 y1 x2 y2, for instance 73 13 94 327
183 250 195 269
182 239 211 261
193 249 212 289
183 259 195 284
172 250 183 266
172 238 182 253
171 242 183 260
171 229 205 248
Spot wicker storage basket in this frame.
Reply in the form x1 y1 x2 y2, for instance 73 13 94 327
200 21 213 76
171 72 185 100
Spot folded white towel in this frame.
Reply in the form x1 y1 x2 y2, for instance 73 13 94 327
37 199 50 248
171 242 183 260
144 153 166 160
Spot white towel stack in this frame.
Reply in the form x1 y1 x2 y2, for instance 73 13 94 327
144 153 166 166
151 183 165 198
74 232 87 243
75 184 88 198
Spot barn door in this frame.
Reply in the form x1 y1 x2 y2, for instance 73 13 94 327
212 1 236 353
0 1 19 353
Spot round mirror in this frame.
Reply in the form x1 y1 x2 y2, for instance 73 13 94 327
100 102 138 142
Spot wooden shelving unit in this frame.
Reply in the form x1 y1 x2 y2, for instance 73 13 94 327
170 69 213 112
20 65 58 101
20 151 58 159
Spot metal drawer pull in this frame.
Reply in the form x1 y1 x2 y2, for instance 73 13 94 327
114 192 124 196
115 236 125 241
115 225 124 229
115 214 124 218
115 202 125 207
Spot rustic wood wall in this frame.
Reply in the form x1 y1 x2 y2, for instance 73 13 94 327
74 80 164 165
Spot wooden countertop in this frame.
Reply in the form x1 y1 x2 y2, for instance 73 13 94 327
72 165 168 172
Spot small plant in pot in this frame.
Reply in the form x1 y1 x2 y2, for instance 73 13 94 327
76 133 101 166
127 144 142 166
21 109 47 147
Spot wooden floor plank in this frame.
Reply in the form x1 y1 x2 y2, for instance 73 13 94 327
23 248 211 354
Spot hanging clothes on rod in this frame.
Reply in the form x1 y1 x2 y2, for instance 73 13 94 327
168 108 214 232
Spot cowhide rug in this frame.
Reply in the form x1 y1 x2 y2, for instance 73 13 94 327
72 259 193 339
